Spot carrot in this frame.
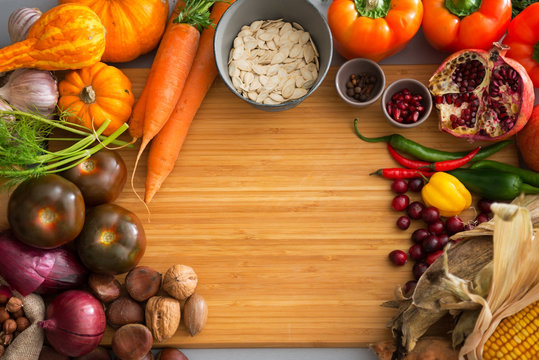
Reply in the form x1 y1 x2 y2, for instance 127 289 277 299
131 0 220 198
144 1 233 203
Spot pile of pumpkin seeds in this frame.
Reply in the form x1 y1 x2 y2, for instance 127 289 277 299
228 19 320 105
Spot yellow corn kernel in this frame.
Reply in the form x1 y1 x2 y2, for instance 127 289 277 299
483 301 539 359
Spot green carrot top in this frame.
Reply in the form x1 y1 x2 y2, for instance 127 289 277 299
174 0 226 30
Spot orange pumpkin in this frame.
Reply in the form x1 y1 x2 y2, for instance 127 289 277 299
58 0 169 63
58 62 135 135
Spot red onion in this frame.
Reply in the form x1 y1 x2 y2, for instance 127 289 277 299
0 285 12 303
0 230 87 296
39 290 106 357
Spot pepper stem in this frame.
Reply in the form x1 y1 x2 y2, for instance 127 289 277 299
533 41 539 64
354 0 391 19
353 119 392 143
445 0 481 17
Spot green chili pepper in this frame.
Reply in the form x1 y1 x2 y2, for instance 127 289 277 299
353 119 512 162
448 168 539 200
469 160 539 187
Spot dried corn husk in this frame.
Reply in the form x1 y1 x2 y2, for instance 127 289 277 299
383 195 539 359
458 198 539 359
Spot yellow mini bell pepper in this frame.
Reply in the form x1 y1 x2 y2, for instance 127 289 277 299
421 172 472 217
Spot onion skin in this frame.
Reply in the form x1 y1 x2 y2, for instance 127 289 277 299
39 290 106 357
35 248 88 294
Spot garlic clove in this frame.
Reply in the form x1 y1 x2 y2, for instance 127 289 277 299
8 8 42 44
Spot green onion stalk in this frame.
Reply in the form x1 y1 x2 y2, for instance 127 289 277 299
0 109 130 188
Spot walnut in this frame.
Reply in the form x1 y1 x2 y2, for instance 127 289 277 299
145 296 181 343
162 265 197 301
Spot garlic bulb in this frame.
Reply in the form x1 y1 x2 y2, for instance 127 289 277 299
8 8 42 43
0 69 58 116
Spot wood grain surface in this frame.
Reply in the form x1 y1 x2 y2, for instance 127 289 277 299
0 65 519 348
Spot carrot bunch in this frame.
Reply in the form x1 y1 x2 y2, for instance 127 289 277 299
129 0 233 204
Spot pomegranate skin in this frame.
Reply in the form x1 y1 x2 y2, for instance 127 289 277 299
429 43 535 141
517 106 539 172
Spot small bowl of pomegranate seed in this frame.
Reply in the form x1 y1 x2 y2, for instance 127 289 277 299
381 79 432 128
335 58 386 108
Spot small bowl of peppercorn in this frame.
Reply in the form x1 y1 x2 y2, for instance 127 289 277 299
335 58 385 108
381 78 433 128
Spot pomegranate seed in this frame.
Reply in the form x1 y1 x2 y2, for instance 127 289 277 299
391 179 408 194
403 280 417 295
411 228 430 244
407 201 425 220
435 96 443 104
392 195 410 211
397 216 411 230
392 108 401 121
404 94 412 101
477 198 493 213
408 244 425 261
408 178 424 192
421 207 440 224
446 95 453 105
412 262 429 280
422 235 441 253
428 219 445 235
426 250 444 265
386 103 393 114
389 250 407 266
416 106 424 113
402 88 410 95
411 111 419 122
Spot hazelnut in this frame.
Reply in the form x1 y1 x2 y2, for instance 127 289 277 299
73 346 112 360
162 265 197 301
141 352 155 360
11 308 24 318
106 296 144 328
5 297 22 313
145 296 181 343
155 348 189 360
39 345 70 360
3 318 17 334
1 333 12 346
183 293 208 336
88 273 122 303
16 316 30 332
0 307 9 323
112 324 153 360
125 266 162 302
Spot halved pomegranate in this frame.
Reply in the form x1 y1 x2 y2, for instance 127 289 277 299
429 43 535 141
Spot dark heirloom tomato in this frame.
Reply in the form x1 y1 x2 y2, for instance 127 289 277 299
76 203 146 275
7 174 85 249
61 150 127 206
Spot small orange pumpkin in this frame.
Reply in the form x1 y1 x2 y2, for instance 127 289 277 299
59 0 169 63
58 62 135 135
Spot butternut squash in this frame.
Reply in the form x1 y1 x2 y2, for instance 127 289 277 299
0 4 106 72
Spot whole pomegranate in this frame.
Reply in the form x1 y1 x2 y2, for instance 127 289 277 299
517 105 539 171
428 43 535 141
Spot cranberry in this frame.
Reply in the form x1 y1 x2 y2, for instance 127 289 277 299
445 216 464 235
403 280 417 295
438 233 449 248
408 178 424 192
422 235 441 253
421 206 440 224
408 243 425 261
391 179 408 194
412 261 429 280
426 250 444 265
392 194 410 211
396 216 411 230
411 228 430 244
407 201 425 219
477 198 493 213
476 213 490 224
428 219 445 235
389 250 407 266
464 223 476 231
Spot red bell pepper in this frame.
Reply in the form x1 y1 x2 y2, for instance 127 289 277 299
422 0 511 53
502 2 539 88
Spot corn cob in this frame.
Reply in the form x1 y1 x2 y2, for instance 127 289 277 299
483 300 539 359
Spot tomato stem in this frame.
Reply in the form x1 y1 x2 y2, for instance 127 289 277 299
445 0 481 18
354 0 390 19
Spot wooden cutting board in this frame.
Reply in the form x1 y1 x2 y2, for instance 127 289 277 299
0 65 519 348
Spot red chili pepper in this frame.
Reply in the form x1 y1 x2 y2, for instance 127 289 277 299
422 147 481 171
370 168 435 179
387 144 429 169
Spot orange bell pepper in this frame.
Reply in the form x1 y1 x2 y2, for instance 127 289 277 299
502 3 539 88
327 0 423 62
422 0 511 53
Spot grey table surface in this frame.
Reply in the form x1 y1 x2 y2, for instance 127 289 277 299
0 1 536 359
